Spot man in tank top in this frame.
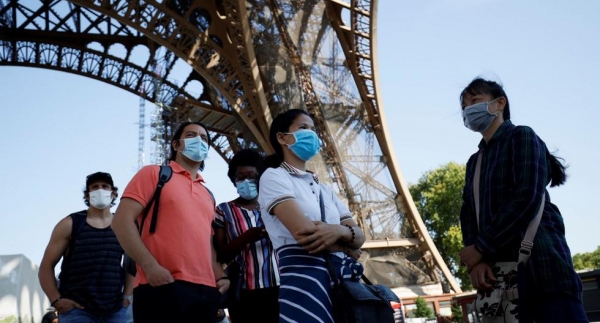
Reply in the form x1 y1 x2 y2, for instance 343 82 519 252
39 172 133 323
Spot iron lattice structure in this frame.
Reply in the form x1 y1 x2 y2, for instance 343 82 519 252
0 0 460 292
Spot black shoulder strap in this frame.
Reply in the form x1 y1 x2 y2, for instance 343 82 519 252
205 186 216 207
123 253 137 276
138 165 172 235
66 210 87 260
319 190 373 286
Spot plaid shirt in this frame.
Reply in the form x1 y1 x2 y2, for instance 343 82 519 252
460 120 582 298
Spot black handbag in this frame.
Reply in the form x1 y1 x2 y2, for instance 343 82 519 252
326 260 400 323
318 190 400 323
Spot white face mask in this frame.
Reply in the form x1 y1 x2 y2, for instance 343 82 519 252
89 189 113 209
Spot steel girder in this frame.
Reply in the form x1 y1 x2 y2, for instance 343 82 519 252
0 0 461 292
324 0 461 292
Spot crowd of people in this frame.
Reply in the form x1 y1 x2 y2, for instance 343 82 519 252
37 78 587 323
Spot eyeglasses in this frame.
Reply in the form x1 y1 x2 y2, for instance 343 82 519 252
235 174 258 182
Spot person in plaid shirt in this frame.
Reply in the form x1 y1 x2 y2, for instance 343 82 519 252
457 78 587 322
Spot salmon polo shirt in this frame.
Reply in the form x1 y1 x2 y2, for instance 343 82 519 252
122 161 216 288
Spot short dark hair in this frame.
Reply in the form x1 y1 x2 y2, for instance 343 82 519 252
83 172 118 207
86 172 114 189
265 109 312 169
460 78 511 120
169 121 211 171
227 149 265 185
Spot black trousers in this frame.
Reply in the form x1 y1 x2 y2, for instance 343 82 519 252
133 280 220 322
228 286 279 323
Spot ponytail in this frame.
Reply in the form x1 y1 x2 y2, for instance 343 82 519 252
548 152 567 187
264 154 283 170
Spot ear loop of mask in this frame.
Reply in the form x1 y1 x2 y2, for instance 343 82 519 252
487 97 501 115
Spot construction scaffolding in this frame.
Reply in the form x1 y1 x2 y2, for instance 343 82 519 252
137 92 146 170
150 61 166 166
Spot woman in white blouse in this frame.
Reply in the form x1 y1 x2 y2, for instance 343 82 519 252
258 109 365 323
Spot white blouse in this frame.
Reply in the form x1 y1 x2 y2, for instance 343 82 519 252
258 163 352 250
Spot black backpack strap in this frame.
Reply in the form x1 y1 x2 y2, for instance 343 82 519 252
205 186 216 208
65 210 87 260
123 253 137 276
138 165 172 235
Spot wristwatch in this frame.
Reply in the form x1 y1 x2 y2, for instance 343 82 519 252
123 295 133 303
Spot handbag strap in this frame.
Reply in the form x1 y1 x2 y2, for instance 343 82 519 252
473 151 545 264
319 190 373 286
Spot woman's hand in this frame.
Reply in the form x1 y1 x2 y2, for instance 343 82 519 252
296 222 344 254
344 248 362 260
459 245 483 272
469 262 496 290
241 227 267 243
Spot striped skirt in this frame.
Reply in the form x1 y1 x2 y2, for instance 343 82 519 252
277 245 364 323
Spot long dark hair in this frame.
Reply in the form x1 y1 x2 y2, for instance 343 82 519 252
264 109 312 169
461 77 567 186
170 121 211 171
548 153 567 187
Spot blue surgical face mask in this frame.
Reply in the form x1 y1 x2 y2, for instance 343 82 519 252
284 129 321 161
462 98 500 133
236 179 258 200
180 136 209 162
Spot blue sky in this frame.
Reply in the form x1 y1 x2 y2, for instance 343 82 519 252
1 1 599 267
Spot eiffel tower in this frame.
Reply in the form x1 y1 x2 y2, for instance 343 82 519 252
0 0 461 294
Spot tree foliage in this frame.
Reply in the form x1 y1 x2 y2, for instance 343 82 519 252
0 315 15 323
572 246 600 270
409 162 471 290
451 303 464 323
413 296 435 319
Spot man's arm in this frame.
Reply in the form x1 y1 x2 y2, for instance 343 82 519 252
123 273 135 307
112 198 173 286
38 216 83 312
211 237 229 294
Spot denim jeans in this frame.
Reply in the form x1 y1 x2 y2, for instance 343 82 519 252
58 306 126 323
125 301 134 323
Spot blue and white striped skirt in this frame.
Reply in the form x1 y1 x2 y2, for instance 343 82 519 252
277 245 363 323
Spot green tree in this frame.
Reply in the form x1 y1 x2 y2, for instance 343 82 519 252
572 246 600 270
413 296 435 319
0 315 15 323
409 162 471 290
451 303 464 323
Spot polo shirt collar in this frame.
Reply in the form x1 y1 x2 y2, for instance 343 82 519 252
169 160 205 183
280 161 320 184
478 120 515 150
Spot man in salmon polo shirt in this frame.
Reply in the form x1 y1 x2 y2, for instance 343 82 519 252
112 121 229 322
